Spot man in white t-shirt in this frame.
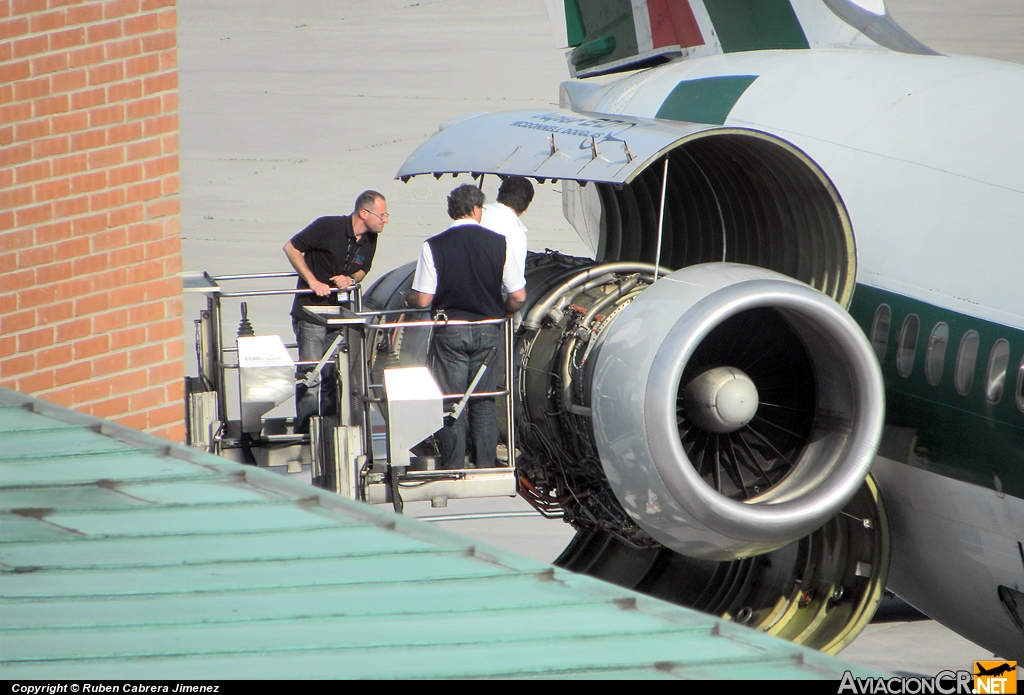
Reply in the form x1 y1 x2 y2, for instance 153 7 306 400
480 176 534 274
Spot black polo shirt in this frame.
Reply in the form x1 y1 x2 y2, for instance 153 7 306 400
289 215 376 320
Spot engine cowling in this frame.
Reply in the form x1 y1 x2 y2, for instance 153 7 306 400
588 262 885 560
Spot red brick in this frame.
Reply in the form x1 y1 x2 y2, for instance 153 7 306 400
160 132 177 153
104 0 138 19
88 144 124 169
113 410 148 430
13 76 49 101
17 243 55 268
35 220 72 244
29 9 65 32
86 18 120 42
105 121 141 144
92 226 125 250
70 127 104 151
110 324 145 349
56 316 91 341
1 269 34 294
14 119 49 143
1 228 34 252
144 275 179 301
104 36 141 60
69 87 104 111
0 58 30 83
0 212 14 232
89 103 124 127
127 221 161 242
34 259 74 286
126 136 159 161
1 142 31 167
0 354 35 378
146 317 180 342
141 29 173 53
17 326 54 352
127 258 161 283
74 334 109 360
129 343 163 369
66 3 103 26
106 78 142 104
161 174 179 196
35 344 73 369
53 152 86 176
55 234 90 258
12 34 47 59
89 187 124 210
107 284 136 307
122 12 155 35
70 171 106 196
0 83 11 103
14 159 50 184
32 134 70 158
126 96 160 120
124 52 158 77
128 386 163 411
74 378 112 403
36 299 73 324
50 26 85 49
89 395 129 419
51 111 88 134
108 243 142 267
143 234 177 259
30 51 69 75
54 276 92 301
91 266 125 290
55 360 91 386
67 44 103 68
91 307 128 333
72 251 108 276
159 49 175 73
106 162 143 186
88 61 123 86
0 309 35 334
142 71 176 95
157 7 174 29
148 360 181 386
127 301 162 324
74 292 108 316
141 0 175 11
50 68 87 94
15 203 53 227
144 197 177 219
35 178 71 202
0 185 33 211
43 388 76 408
0 126 13 147
93 350 128 376
19 284 58 310
12 0 47 14
107 203 142 227
126 179 160 202
54 194 90 218
0 335 15 359
0 17 29 40
16 370 55 394
34 93 69 117
160 90 176 113
0 292 16 314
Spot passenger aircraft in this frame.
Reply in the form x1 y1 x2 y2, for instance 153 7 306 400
385 0 1023 659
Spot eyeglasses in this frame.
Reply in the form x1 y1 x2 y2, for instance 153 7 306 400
362 209 389 221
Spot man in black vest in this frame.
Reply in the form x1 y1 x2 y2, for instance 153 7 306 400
405 184 526 469
284 190 387 432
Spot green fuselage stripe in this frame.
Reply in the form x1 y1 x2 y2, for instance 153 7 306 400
656 75 758 125
703 0 810 52
848 284 1024 501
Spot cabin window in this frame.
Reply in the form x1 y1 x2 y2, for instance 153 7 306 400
1016 354 1024 414
896 314 919 378
954 330 980 395
870 305 891 365
985 339 1010 404
924 323 949 386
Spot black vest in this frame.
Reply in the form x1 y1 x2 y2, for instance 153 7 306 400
427 224 506 320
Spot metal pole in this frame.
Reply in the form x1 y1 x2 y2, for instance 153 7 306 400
506 317 516 470
654 157 669 281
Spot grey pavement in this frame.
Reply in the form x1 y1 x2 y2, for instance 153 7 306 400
178 0 1023 677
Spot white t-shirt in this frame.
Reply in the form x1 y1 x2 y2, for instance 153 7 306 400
411 217 526 296
480 202 528 273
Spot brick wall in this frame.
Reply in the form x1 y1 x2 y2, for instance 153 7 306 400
1 0 184 441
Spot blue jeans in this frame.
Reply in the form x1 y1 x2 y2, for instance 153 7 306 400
293 319 345 433
430 323 501 469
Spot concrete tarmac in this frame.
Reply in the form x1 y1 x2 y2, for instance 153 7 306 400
178 0 1023 678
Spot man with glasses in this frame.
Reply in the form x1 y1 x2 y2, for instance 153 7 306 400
284 190 387 432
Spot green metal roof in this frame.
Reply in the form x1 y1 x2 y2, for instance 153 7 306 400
0 387 881 679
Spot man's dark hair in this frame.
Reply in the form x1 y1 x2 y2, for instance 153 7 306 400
354 190 385 213
447 184 485 220
496 176 534 214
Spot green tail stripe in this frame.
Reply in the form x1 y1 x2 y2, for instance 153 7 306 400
703 0 809 53
565 0 586 47
656 75 758 125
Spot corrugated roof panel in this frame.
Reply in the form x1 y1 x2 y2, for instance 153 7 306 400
0 389 881 679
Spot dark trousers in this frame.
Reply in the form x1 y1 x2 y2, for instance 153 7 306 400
293 319 344 433
430 323 501 469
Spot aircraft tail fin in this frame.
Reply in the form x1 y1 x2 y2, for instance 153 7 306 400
542 0 937 78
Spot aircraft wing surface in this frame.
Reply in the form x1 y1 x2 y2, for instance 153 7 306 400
396 109 717 185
